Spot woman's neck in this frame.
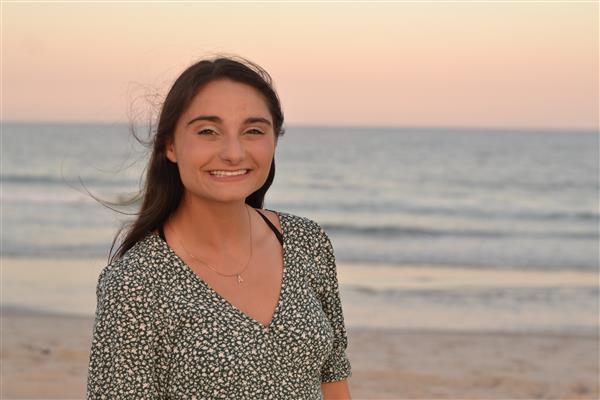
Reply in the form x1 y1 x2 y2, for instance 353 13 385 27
166 195 253 256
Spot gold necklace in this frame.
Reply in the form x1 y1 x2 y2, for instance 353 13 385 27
171 205 253 285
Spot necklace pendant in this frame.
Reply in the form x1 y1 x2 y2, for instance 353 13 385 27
237 274 244 284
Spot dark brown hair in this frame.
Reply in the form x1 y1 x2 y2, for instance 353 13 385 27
108 55 285 263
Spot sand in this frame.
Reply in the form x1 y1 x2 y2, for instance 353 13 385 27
1 307 598 400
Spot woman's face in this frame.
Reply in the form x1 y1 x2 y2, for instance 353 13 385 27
166 79 278 205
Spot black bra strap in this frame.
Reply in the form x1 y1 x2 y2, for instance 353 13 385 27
255 208 284 246
158 209 283 246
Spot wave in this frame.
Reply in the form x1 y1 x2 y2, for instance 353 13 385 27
320 222 599 240
279 200 599 223
433 177 599 193
2 173 137 187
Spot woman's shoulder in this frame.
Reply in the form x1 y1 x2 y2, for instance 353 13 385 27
95 233 164 299
267 209 331 251
268 209 326 235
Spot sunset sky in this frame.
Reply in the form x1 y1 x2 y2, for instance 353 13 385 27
2 2 598 130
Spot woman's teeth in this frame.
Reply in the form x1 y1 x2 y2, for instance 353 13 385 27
209 169 248 177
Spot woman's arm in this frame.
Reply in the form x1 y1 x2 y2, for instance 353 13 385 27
322 379 352 400
87 261 170 399
315 224 353 396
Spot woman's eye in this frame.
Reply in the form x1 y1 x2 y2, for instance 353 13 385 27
246 129 265 135
197 128 216 135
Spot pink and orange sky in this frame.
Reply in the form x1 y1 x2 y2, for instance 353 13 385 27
2 2 598 130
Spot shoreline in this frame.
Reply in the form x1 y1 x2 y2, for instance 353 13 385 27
3 256 598 334
2 307 598 399
3 303 597 339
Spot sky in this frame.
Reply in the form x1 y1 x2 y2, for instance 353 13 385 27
2 1 598 130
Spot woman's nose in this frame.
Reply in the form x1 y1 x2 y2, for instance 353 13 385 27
219 136 245 163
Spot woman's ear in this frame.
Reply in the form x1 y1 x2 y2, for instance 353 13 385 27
165 139 177 163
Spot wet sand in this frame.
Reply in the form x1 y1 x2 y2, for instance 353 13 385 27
1 307 598 399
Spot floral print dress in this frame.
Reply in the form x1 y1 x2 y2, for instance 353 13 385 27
86 210 352 399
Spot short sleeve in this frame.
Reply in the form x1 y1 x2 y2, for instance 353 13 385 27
315 226 352 383
86 262 171 399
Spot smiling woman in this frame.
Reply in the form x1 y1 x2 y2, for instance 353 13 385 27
86 55 352 399
165 79 277 207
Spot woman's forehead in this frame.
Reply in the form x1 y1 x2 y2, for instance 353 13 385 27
187 79 270 115
175 80 272 131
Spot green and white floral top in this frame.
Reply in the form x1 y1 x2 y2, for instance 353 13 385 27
86 210 352 399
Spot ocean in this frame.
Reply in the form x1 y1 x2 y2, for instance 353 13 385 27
2 122 598 334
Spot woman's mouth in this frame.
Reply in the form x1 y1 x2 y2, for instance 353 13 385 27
208 169 251 180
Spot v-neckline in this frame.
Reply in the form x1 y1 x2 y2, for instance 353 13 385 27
154 210 287 332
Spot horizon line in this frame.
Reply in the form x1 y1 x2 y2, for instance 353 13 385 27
1 119 597 134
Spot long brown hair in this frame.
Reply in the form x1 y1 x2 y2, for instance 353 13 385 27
108 55 285 264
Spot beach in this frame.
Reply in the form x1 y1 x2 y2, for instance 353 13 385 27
2 256 599 399
3 74 598 399
2 306 598 400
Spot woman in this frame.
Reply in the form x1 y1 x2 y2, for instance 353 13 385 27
86 55 352 399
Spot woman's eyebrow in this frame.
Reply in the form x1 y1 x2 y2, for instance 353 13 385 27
187 115 272 126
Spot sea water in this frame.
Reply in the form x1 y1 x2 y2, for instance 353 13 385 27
2 122 598 334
